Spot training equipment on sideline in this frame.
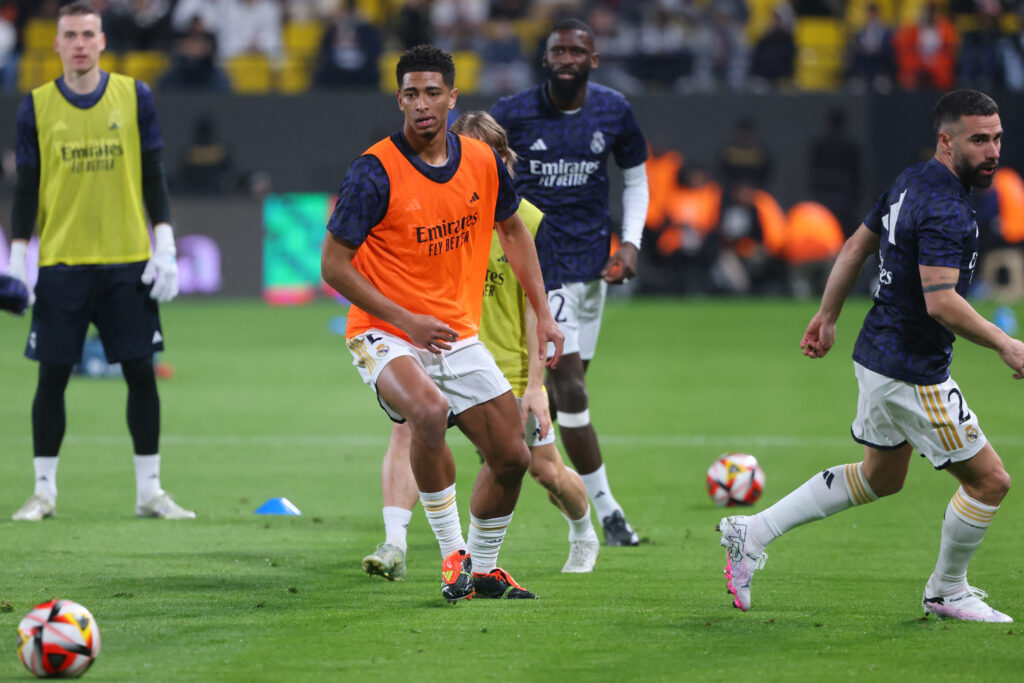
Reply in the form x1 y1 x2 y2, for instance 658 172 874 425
18 599 101 678
706 453 765 506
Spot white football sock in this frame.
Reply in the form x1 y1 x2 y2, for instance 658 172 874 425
754 462 878 548
33 456 58 501
383 506 413 552
419 484 464 559
467 512 512 574
133 454 162 506
580 465 621 520
929 487 998 596
564 506 599 543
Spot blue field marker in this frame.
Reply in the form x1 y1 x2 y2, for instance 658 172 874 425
255 497 302 515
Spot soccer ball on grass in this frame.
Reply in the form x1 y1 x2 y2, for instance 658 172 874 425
706 453 765 506
17 599 100 678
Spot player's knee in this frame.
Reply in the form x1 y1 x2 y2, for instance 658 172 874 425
985 468 1011 503
403 398 449 444
550 373 588 410
121 357 157 392
488 444 530 483
528 459 558 489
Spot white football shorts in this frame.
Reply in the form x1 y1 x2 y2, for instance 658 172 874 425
347 329 512 423
517 397 556 448
851 362 987 469
546 279 607 360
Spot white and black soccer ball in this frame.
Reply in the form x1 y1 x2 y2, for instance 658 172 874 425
17 599 100 678
706 453 765 506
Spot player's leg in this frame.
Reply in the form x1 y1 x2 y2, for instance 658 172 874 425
96 264 193 519
546 280 637 546
456 392 536 598
364 422 416 581
372 349 472 601
718 443 905 611
923 442 1012 622
528 440 600 573
13 267 94 521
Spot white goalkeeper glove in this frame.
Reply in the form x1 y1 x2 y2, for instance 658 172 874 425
7 240 34 308
141 223 178 303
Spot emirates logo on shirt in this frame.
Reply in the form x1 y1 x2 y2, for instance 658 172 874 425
415 211 480 257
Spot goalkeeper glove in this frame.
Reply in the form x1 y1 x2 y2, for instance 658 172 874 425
141 223 178 303
6 240 34 309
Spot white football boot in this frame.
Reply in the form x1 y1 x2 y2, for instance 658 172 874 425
12 493 56 521
922 579 1013 623
562 538 600 573
717 515 767 611
136 491 196 519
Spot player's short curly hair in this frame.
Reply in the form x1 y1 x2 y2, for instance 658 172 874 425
450 111 518 176
396 45 455 89
933 90 999 137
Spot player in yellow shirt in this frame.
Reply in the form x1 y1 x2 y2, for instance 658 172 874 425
5 2 193 521
362 112 599 582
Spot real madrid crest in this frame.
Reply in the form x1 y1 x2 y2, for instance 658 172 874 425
965 424 978 443
590 130 605 154
376 344 390 358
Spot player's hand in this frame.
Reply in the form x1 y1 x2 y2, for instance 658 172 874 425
538 313 564 368
800 312 836 359
520 383 551 441
997 337 1024 380
141 223 179 303
602 242 638 284
6 240 35 310
404 314 458 354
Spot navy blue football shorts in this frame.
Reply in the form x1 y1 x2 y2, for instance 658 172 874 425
26 262 164 364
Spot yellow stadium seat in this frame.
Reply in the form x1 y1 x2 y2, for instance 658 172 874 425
452 51 481 94
24 19 57 51
18 52 62 92
378 50 400 92
99 52 121 74
277 55 311 94
119 51 169 86
283 20 325 62
794 18 844 91
845 0 898 29
225 54 274 94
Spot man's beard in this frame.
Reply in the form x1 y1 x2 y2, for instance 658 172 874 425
546 67 587 103
955 154 996 188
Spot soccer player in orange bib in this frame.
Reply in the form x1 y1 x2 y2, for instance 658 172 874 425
321 45 564 602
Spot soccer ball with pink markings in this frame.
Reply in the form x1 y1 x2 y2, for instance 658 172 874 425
706 453 765 506
17 599 100 678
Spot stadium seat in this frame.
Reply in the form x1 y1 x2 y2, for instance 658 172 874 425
283 20 324 63
278 55 312 94
225 54 274 94
794 17 844 91
18 52 62 92
378 50 400 92
452 52 481 94
24 18 57 52
845 0 898 29
119 51 169 86
99 52 121 75
745 0 779 42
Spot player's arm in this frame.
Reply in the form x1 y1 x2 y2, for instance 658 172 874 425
602 163 648 284
520 299 551 439
801 223 880 359
320 234 457 354
9 95 40 309
496 211 564 367
921 264 1024 378
136 81 178 302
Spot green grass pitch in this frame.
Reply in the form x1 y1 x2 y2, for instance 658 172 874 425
1 297 1022 681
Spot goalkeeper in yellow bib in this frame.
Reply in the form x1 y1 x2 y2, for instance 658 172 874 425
5 2 194 521
362 111 600 581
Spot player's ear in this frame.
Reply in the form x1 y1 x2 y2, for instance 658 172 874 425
590 52 600 69
449 87 458 109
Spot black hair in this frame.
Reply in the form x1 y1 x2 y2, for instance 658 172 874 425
396 44 455 89
933 90 998 138
550 18 594 40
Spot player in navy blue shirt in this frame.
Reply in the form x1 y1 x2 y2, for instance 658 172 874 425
491 19 648 547
717 90 1024 622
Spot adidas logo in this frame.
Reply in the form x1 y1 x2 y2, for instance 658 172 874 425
54 121 67 132
469 192 479 203
405 198 422 211
529 138 548 151
152 330 163 344
109 122 119 130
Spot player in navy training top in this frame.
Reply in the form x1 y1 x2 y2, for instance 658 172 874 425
716 90 1024 622
490 19 649 547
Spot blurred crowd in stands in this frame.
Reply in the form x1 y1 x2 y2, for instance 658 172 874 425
0 0 1023 95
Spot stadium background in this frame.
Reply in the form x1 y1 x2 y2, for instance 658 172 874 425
0 0 1022 301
